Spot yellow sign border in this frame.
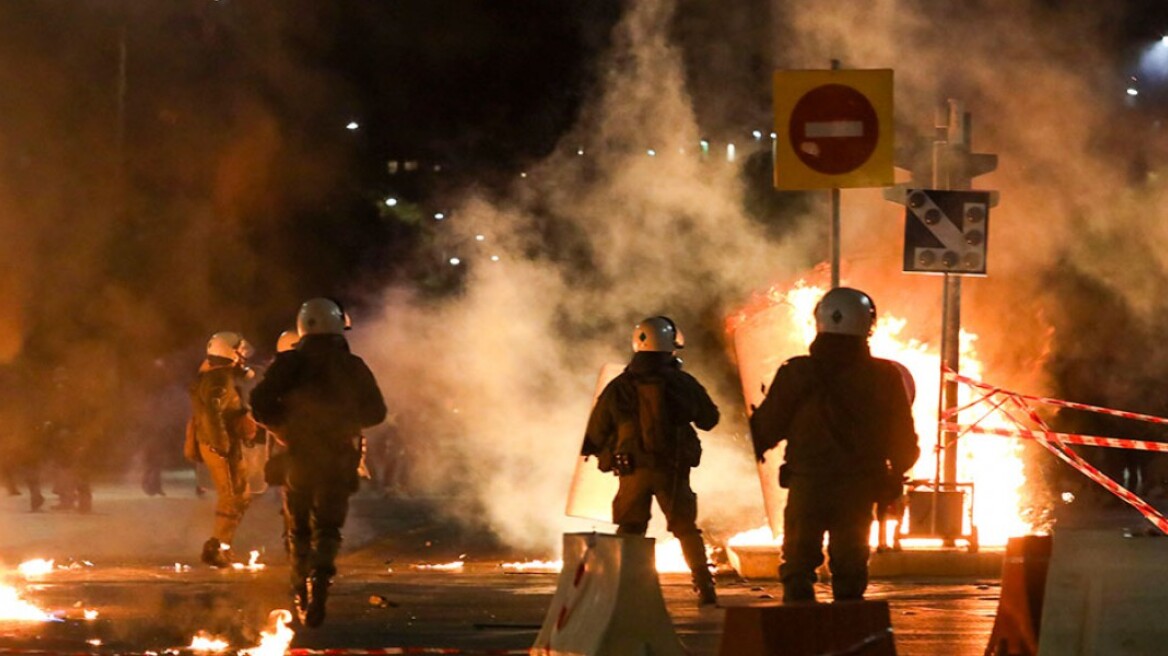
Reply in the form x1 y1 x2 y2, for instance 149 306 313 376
773 68 894 190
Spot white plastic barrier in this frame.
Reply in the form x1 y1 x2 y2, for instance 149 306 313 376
530 533 684 656
1037 528 1168 655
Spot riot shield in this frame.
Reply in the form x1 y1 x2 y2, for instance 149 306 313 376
564 363 625 522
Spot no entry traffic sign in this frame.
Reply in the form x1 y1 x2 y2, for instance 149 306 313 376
773 69 893 190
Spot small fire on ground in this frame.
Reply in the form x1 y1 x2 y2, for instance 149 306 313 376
499 538 704 574
187 609 294 656
0 583 54 622
231 551 265 572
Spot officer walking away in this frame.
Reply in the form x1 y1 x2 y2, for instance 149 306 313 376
749 288 919 603
582 316 721 606
187 331 259 568
250 298 387 628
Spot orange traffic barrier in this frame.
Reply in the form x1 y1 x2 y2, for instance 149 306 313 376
716 600 896 656
984 535 1051 656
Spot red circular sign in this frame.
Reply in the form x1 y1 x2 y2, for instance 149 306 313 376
788 84 879 175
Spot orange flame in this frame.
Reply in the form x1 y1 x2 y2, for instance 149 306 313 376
0 584 54 622
727 280 1032 549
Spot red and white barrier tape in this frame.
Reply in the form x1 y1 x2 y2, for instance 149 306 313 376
944 367 1168 426
941 369 1168 534
941 423 1168 452
0 644 527 648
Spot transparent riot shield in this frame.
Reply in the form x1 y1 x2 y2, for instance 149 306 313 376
564 363 625 522
732 302 809 536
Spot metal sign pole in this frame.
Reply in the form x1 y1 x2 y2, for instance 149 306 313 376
938 100 964 545
829 59 842 289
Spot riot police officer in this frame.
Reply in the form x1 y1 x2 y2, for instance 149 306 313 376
750 287 919 603
583 316 720 606
188 331 259 567
250 298 386 627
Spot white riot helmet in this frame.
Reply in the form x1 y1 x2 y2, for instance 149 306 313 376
296 297 352 336
276 330 300 353
814 287 876 336
206 331 250 363
631 316 685 353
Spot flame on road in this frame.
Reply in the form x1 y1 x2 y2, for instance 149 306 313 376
189 632 231 652
412 561 465 572
500 539 706 575
17 559 54 578
231 550 265 572
242 609 294 656
0 584 54 622
187 609 294 656
501 559 563 573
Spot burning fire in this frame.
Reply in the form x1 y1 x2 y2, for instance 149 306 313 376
412 561 465 572
189 632 231 652
187 609 294 656
242 609 294 656
0 583 54 622
501 559 562 574
726 280 1032 549
17 559 54 578
232 551 265 572
500 539 707 574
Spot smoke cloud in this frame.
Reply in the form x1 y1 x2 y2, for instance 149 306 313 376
357 0 1168 552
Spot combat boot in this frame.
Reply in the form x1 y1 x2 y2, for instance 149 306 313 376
679 532 717 607
693 567 717 606
200 538 232 568
304 574 330 628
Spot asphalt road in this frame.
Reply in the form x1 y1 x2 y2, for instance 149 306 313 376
0 474 1001 655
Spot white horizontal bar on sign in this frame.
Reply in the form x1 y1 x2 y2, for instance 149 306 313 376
804 121 864 138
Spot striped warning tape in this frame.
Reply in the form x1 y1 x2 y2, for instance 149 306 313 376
0 647 530 656
943 367 1168 425
940 423 1168 452
941 369 1168 534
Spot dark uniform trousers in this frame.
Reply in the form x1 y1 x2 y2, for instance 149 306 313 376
613 465 710 578
283 443 359 582
780 476 876 602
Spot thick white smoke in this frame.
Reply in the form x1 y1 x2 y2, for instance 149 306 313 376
355 0 1168 552
355 0 814 552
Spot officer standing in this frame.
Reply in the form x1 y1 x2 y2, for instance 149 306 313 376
750 287 919 603
187 331 259 567
250 298 386 628
582 316 720 606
